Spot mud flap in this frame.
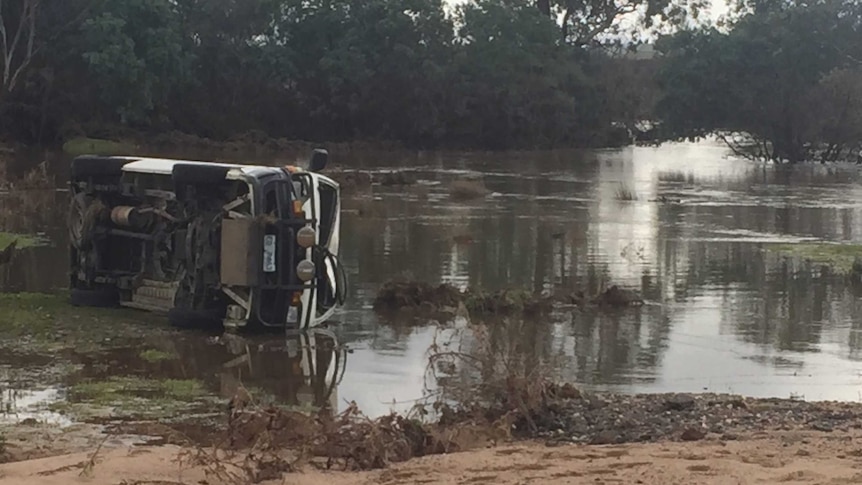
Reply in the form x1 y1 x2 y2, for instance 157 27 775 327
70 288 120 308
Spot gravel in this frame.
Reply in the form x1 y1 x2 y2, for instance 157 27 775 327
522 391 862 445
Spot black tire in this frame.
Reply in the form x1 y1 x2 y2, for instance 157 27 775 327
70 287 120 308
167 307 224 329
68 192 102 250
172 164 231 186
71 156 130 179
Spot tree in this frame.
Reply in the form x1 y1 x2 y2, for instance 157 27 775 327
79 0 193 124
805 68 862 162
446 0 591 148
655 0 862 162
532 0 707 47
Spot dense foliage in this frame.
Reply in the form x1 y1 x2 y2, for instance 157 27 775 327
2 0 858 156
656 0 862 162
0 0 666 149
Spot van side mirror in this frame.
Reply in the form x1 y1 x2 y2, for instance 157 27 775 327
308 149 329 172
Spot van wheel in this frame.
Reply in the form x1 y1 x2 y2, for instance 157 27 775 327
68 193 102 250
70 287 119 308
71 156 130 179
167 307 224 329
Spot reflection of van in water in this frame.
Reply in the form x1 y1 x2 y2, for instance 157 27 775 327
220 328 346 410
67 149 347 331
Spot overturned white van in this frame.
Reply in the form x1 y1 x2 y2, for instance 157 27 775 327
67 149 346 331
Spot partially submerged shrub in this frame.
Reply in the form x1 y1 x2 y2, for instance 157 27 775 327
373 281 463 313
377 170 416 186
373 281 553 318
593 285 644 307
326 169 372 193
615 184 638 201
374 281 641 319
450 178 489 201
464 289 553 316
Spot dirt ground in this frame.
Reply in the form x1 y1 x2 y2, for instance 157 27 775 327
3 430 862 485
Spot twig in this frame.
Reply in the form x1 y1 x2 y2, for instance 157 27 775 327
79 434 109 477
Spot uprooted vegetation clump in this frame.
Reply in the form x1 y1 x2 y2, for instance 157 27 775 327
372 281 643 317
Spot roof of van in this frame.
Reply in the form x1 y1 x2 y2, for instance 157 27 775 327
117 157 277 176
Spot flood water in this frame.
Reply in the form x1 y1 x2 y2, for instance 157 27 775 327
4 139 862 422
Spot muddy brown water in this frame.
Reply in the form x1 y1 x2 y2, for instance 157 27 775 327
3 139 862 425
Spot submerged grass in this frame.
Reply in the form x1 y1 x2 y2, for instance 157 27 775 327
0 231 50 249
61 376 211 420
0 293 71 338
766 242 862 274
139 349 177 363
0 292 173 354
69 376 206 403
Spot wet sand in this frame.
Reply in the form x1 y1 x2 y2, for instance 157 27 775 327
2 430 862 484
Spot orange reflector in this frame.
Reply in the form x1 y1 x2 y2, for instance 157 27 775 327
292 292 302 306
293 200 303 215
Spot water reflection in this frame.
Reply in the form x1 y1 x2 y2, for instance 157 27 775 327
4 140 862 417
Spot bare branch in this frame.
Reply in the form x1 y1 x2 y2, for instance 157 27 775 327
8 0 37 93
0 0 8 87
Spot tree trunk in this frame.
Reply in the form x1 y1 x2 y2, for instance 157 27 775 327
537 0 551 16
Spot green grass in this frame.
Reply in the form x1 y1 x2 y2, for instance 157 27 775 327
0 232 50 249
766 242 862 274
62 137 137 156
0 293 69 338
69 376 206 403
139 349 177 363
61 376 211 419
0 292 165 353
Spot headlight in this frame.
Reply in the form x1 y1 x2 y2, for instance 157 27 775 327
297 226 315 248
297 260 315 281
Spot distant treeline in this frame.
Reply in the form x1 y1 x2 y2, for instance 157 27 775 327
0 0 670 150
0 0 859 158
657 0 862 163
